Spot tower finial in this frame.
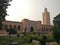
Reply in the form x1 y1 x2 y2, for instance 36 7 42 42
44 8 47 12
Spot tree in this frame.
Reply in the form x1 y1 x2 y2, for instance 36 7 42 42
53 27 60 43
0 0 12 30
8 28 17 35
53 14 60 43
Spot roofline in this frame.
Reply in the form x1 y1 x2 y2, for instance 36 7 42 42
3 20 21 23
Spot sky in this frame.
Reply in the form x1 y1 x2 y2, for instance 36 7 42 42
6 0 60 24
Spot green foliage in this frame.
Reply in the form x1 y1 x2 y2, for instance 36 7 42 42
31 42 35 45
37 34 43 41
6 28 17 34
46 35 54 42
23 36 30 43
53 14 60 43
9 28 17 34
53 26 60 43
0 0 12 30
0 33 57 45
0 36 9 45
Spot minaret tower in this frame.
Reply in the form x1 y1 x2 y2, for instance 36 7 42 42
42 8 50 25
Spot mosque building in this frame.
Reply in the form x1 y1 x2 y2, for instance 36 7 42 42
0 8 53 36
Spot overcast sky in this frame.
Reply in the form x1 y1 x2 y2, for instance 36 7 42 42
6 0 60 24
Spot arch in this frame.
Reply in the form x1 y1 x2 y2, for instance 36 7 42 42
30 26 34 32
4 24 8 29
18 25 20 30
9 25 12 28
14 25 16 29
24 27 27 32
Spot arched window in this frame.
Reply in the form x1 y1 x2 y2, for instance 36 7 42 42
4 25 8 29
30 26 34 32
49 28 51 31
24 27 27 32
9 25 12 28
38 29 40 33
42 27 44 31
18 25 20 30
14 25 16 29
45 28 47 31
